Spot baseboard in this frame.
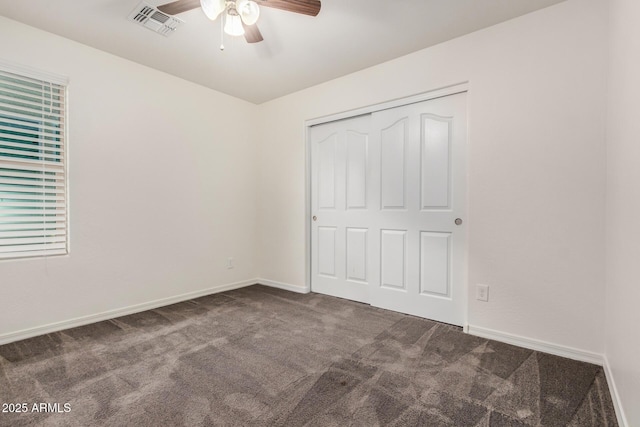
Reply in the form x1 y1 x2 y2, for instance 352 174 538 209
603 355 629 427
467 325 603 366
256 278 310 294
0 278 256 346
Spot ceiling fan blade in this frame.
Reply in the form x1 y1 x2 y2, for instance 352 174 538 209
157 0 201 15
255 0 321 17
243 23 264 43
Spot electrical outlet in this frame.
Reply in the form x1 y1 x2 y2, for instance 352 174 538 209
226 257 234 269
476 284 489 302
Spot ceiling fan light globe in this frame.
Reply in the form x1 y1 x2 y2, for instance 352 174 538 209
224 13 245 36
200 0 225 20
237 0 260 25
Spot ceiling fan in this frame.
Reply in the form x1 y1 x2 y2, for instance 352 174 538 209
156 0 321 45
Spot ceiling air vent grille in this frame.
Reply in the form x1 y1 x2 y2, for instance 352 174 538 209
128 2 184 37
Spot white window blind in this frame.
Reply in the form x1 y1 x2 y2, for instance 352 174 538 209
0 64 68 259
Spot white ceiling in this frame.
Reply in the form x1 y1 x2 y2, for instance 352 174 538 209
0 0 565 104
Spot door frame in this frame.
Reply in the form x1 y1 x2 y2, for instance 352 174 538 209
304 82 470 328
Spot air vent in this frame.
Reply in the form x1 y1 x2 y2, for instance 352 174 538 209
128 2 184 37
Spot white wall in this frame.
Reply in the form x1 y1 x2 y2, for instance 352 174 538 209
605 0 640 424
0 16 258 338
256 0 608 355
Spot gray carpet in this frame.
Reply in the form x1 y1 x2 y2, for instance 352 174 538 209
0 285 618 426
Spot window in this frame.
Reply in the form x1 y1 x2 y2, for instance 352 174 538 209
0 63 68 259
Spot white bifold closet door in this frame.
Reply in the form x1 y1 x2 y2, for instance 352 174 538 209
311 92 467 326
